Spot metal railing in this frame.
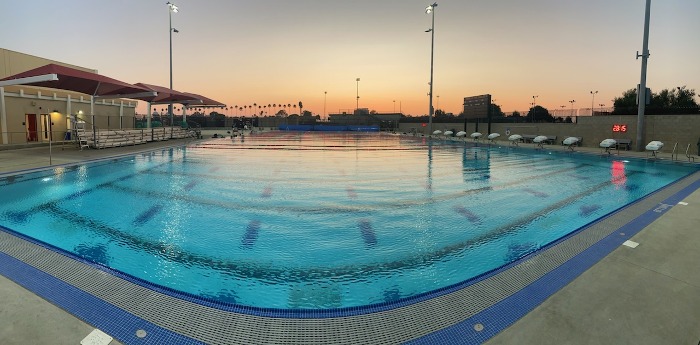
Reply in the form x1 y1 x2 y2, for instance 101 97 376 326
671 142 678 161
685 144 696 162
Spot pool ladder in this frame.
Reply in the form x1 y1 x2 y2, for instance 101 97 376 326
684 143 696 162
671 142 678 160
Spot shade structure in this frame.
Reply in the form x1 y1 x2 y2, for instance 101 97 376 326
533 135 548 143
0 63 152 97
563 137 579 145
133 83 203 104
600 139 617 148
181 92 226 108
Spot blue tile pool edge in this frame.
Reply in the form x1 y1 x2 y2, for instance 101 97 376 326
406 174 700 345
0 251 203 345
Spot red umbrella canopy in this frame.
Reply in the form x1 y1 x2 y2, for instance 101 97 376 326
133 83 203 104
0 63 151 96
181 92 226 107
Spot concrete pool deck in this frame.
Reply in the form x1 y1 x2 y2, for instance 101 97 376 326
0 136 698 345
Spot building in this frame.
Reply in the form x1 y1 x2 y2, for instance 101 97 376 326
328 111 402 130
0 48 138 146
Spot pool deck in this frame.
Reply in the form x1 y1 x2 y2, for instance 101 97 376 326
0 137 698 345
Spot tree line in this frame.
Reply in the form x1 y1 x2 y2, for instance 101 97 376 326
402 86 698 123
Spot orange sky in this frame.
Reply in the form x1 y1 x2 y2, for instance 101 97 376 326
3 0 699 117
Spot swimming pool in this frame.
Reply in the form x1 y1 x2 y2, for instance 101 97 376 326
0 132 697 311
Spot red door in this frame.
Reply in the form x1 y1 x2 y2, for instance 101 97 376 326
26 114 38 142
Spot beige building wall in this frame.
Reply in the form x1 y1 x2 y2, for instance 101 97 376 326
1 48 137 146
399 114 700 153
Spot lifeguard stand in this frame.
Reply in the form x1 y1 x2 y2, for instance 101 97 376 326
68 114 89 150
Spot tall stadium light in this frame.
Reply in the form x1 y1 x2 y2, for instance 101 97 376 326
569 99 576 121
356 78 360 112
532 95 538 122
636 0 651 151
590 90 598 116
426 2 437 135
167 1 178 127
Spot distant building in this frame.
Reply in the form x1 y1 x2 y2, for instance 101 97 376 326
328 111 402 130
463 94 492 120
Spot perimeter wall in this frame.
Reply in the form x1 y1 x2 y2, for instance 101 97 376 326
398 115 700 153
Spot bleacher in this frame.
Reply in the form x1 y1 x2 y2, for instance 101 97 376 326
76 127 195 149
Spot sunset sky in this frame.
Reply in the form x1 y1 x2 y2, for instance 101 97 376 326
2 0 699 117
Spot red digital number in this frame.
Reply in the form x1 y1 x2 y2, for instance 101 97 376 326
612 124 627 132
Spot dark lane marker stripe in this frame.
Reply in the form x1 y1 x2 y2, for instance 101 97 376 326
261 186 273 198
523 188 549 198
579 204 601 217
359 219 377 246
346 186 357 199
184 180 198 191
454 206 481 223
241 220 261 248
133 204 163 226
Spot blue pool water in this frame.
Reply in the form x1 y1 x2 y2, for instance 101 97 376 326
0 132 697 310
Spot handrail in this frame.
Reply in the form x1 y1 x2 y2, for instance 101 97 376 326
685 144 696 162
671 142 678 161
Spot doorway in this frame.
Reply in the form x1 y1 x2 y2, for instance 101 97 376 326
40 114 52 142
25 114 38 142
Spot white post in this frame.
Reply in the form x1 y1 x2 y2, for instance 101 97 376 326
66 94 72 121
119 101 124 129
90 96 96 143
147 102 152 129
0 87 7 144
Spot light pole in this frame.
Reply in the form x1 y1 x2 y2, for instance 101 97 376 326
636 0 651 151
590 90 598 116
569 99 576 122
532 95 538 122
393 100 396 113
599 103 605 115
167 1 178 127
356 78 360 113
426 2 437 134
324 91 327 120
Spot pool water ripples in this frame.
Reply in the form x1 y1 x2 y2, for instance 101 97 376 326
0 132 697 310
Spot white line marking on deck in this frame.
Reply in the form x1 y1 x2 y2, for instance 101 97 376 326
80 329 113 345
623 240 639 248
